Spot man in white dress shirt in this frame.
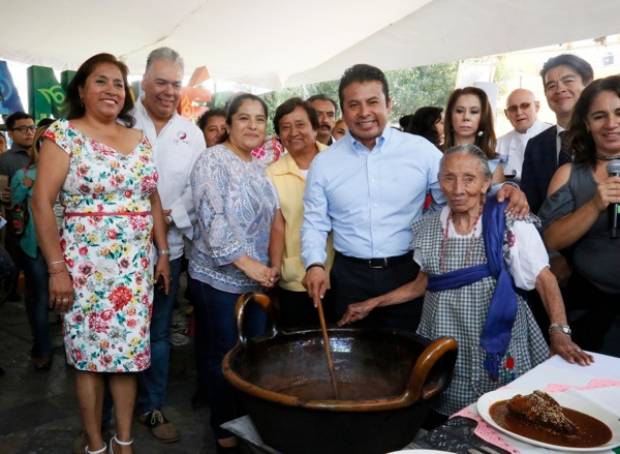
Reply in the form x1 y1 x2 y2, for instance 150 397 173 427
133 47 205 443
497 88 550 181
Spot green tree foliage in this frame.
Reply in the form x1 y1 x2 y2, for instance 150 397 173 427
387 62 459 121
257 62 458 135
260 87 305 134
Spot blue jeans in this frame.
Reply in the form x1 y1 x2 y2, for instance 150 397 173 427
190 277 209 393
193 281 266 439
22 250 52 358
138 257 183 413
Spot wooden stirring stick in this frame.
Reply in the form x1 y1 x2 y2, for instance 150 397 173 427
316 298 339 399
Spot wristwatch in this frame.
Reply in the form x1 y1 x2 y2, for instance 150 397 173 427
548 323 572 335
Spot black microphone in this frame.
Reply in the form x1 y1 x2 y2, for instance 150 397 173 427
607 159 620 239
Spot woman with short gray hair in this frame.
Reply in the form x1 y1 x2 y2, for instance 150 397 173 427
339 144 591 416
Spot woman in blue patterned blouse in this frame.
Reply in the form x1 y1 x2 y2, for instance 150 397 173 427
189 93 279 453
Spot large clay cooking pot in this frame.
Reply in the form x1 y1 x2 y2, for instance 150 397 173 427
223 293 458 454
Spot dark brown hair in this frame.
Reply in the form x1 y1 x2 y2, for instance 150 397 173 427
569 75 620 167
27 121 55 167
444 87 497 159
273 97 319 135
197 108 226 131
540 54 593 86
400 106 443 148
338 64 389 111
219 93 268 144
65 53 135 127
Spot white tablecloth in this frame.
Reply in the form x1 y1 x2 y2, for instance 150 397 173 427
456 352 620 453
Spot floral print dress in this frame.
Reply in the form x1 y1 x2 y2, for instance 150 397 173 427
43 119 159 372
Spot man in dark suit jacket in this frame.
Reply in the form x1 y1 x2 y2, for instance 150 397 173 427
521 125 561 214
521 54 594 214
520 54 594 342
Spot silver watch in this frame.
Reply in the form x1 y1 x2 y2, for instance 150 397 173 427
548 323 572 335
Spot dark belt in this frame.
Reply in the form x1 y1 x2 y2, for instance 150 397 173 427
335 251 414 269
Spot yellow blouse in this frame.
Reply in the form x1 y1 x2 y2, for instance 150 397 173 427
267 143 334 291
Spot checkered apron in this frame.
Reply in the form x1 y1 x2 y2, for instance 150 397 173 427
412 212 549 415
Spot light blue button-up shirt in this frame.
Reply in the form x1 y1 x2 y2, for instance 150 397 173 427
301 127 445 266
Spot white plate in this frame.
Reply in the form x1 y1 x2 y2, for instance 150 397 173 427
477 388 620 452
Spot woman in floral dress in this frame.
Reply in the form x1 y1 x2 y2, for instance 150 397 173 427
339 145 591 417
32 54 170 454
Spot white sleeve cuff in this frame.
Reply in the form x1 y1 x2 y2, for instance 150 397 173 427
170 201 193 238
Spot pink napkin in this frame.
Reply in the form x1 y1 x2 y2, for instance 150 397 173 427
454 406 521 454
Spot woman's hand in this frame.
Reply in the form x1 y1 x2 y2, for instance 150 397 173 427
154 254 171 295
549 331 594 366
235 256 278 288
49 269 74 312
337 298 381 326
267 266 280 287
591 175 620 211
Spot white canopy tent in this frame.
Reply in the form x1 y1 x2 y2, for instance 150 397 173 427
1 0 618 89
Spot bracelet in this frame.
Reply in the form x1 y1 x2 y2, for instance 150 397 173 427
306 263 325 271
48 268 68 275
159 249 170 256
48 259 65 267
548 323 572 335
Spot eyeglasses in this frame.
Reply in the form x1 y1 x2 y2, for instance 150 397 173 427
11 125 36 133
506 102 532 114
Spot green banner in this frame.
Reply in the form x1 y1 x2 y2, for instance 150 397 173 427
28 66 75 122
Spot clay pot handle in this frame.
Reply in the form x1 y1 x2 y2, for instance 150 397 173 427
235 292 278 345
405 336 458 403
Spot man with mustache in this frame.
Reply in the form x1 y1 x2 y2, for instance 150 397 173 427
307 94 338 145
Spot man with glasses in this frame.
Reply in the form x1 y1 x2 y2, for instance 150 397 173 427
497 88 550 182
0 112 35 302
0 112 35 182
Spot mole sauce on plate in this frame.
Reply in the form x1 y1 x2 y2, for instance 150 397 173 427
490 400 612 448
